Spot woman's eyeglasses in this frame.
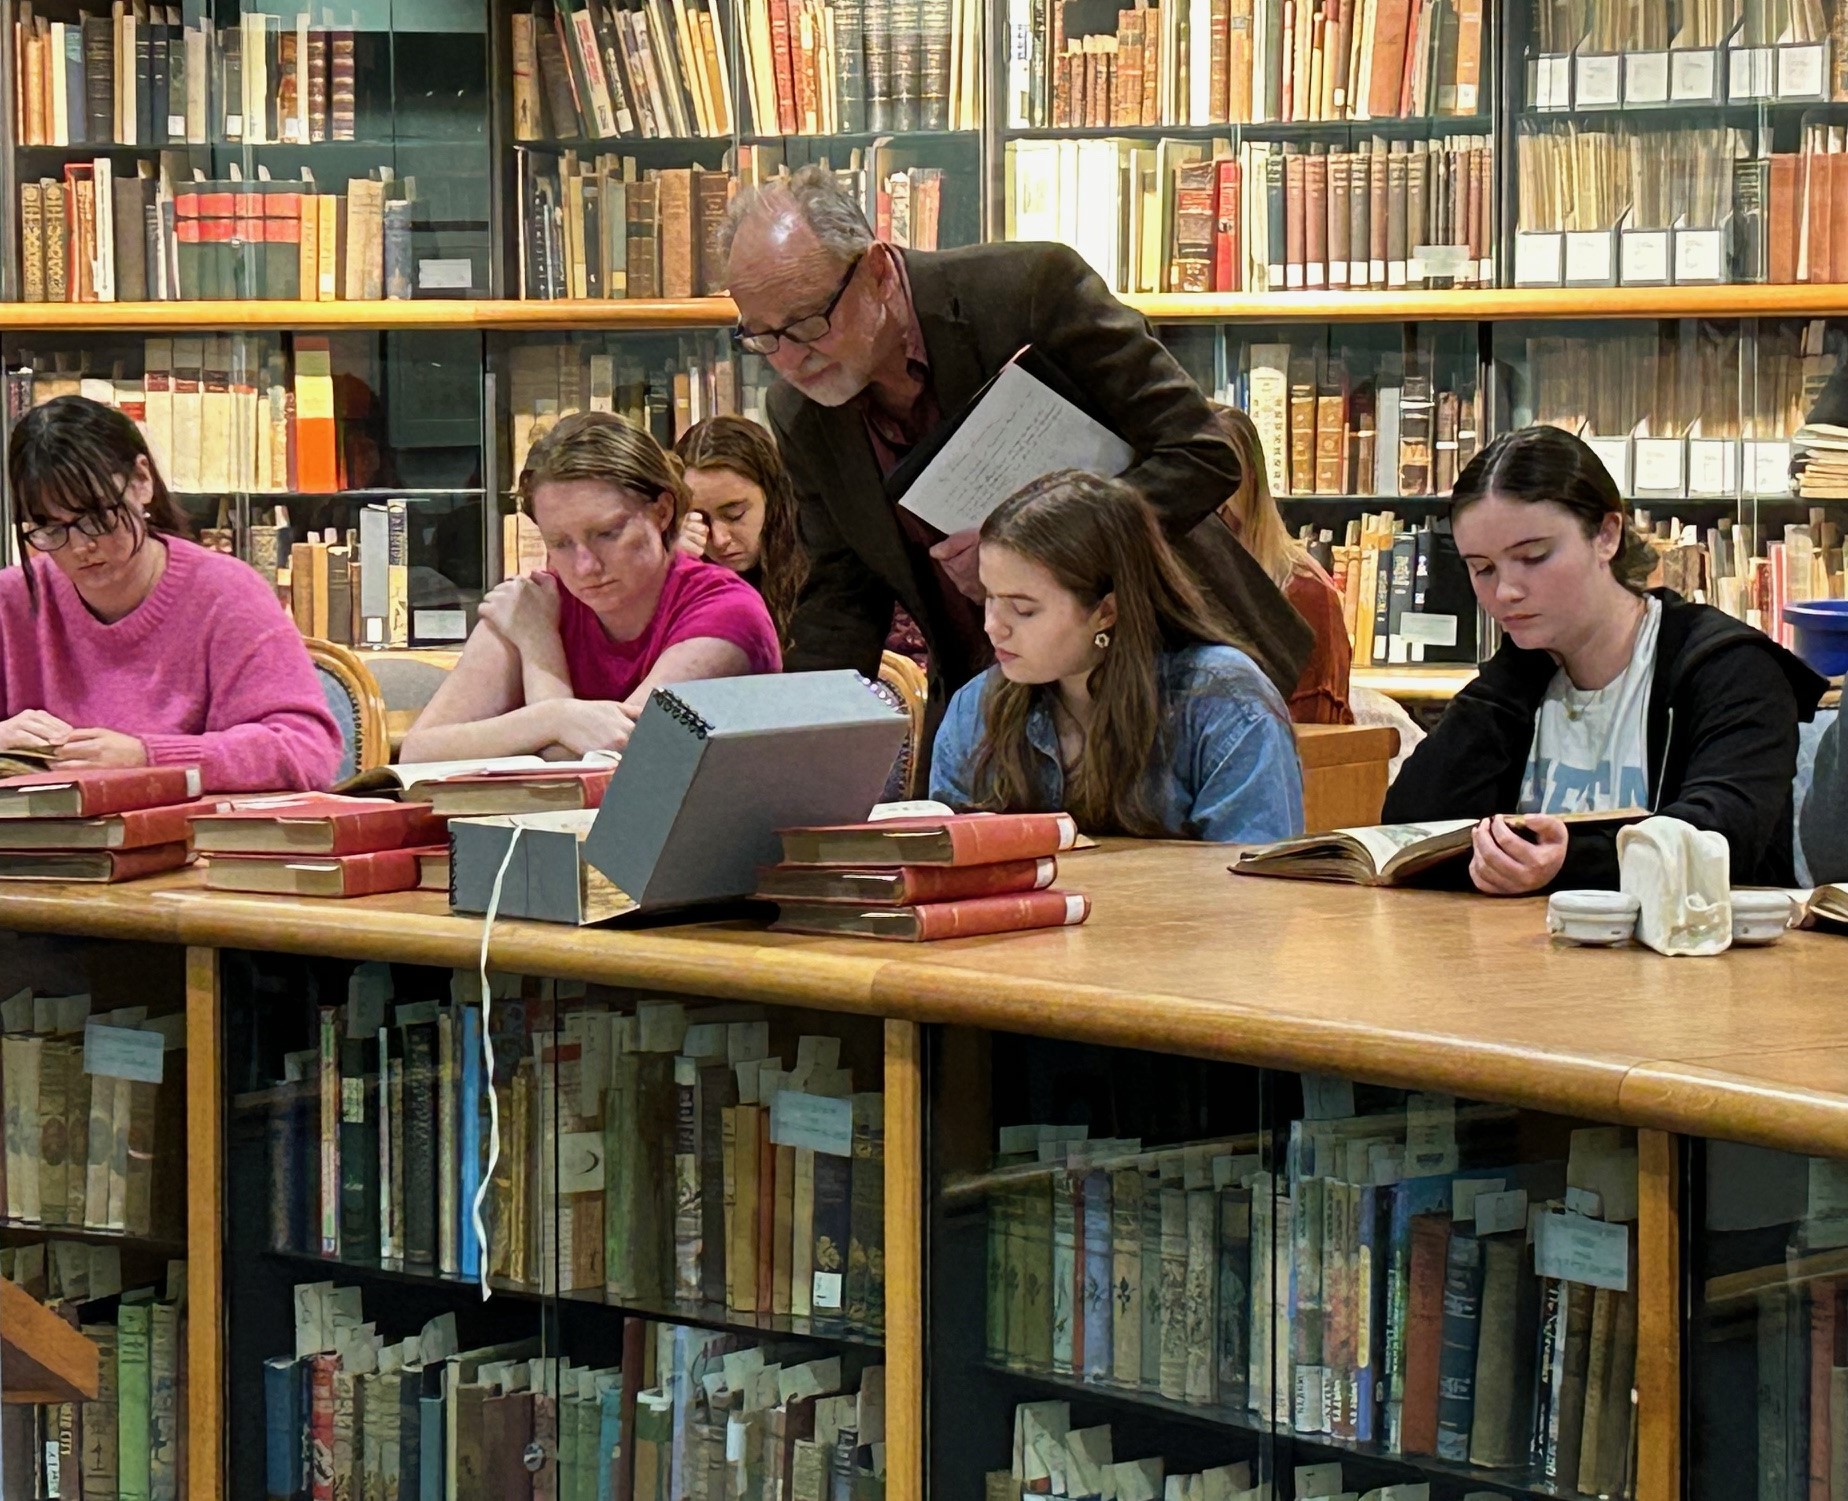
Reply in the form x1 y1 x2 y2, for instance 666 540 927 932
22 498 127 554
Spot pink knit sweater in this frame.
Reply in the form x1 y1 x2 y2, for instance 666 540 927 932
0 535 344 792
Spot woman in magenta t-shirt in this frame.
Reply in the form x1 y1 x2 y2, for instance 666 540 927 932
404 412 780 762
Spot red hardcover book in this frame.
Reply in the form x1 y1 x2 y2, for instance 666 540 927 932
416 767 612 817
308 1353 338 1501
0 842 193 883
0 766 203 820
0 800 212 851
203 845 431 898
1213 156 1241 290
1811 1279 1838 1501
768 0 800 133
771 888 1091 940
755 856 1058 905
1772 153 1802 285
777 812 1079 867
1400 1210 1452 1455
190 793 447 855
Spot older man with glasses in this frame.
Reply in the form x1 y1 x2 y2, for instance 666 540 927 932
720 166 1312 777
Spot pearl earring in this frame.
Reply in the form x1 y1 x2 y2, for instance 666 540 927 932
1093 630 1111 650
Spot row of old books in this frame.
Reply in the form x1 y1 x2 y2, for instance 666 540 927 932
512 0 735 142
1 1249 187 1501
9 2 356 148
994 1402 1261 1500
247 971 890 1335
0 985 184 1233
279 511 412 651
16 160 418 303
985 1111 1640 1495
734 0 983 137
1639 514 1845 643
1004 134 1491 296
1322 515 1479 666
1516 123 1848 288
1529 0 1833 54
1234 344 1483 498
9 335 360 497
1006 0 1484 130
507 334 765 477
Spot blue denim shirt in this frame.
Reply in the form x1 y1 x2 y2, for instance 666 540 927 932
929 644 1305 844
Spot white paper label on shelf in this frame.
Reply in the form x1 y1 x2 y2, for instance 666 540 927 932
1749 441 1794 496
225 113 244 136
1452 1178 1506 1221
1399 612 1460 647
1534 1210 1630 1290
1416 244 1472 279
769 1090 854 1157
1620 230 1671 284
811 1270 844 1310
1688 440 1739 495
1625 51 1670 101
1564 231 1615 283
1586 436 1631 491
1545 55 1572 106
1405 1092 1459 1176
1779 43 1827 97
1474 1187 1529 1236
412 609 468 642
1671 48 1718 99
1295 1464 1345 1500
557 1132 604 1193
419 258 474 290
1565 1185 1604 1217
1514 232 1564 285
1576 52 1623 104
1634 438 1685 493
1730 46 1773 97
82 1022 164 1085
1675 227 1726 283
167 114 187 136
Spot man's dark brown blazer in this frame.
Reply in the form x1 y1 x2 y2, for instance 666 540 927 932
767 240 1314 755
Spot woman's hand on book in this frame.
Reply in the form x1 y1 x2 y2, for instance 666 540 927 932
545 699 636 756
1468 813 1568 897
478 571 561 655
52 728 149 771
0 709 73 753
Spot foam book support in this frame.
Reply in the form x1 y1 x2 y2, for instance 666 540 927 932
450 672 909 923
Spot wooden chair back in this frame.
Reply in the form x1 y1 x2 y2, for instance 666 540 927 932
878 650 930 800
304 638 390 779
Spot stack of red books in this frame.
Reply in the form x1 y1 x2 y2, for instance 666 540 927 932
760 811 1090 940
0 767 208 882
190 793 448 898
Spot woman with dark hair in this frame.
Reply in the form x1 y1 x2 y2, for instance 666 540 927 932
1384 424 1829 893
673 414 807 647
405 411 780 762
0 394 343 792
928 469 1302 843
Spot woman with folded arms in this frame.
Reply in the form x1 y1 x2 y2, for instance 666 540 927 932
0 394 343 793
1383 424 1828 893
930 469 1303 844
404 412 781 763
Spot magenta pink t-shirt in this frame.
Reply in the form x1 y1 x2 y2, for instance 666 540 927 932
555 550 781 701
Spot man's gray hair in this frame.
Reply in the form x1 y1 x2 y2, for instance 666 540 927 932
718 164 874 272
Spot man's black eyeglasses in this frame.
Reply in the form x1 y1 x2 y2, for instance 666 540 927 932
732 254 864 356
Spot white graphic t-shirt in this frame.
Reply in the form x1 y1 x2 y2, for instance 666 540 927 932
1518 597 1661 816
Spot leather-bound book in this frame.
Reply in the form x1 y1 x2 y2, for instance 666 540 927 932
1399 1211 1450 1455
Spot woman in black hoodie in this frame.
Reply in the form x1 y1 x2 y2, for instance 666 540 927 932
1384 425 1828 894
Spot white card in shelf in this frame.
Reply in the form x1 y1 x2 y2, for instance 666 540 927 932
1620 229 1671 284
1730 45 1774 97
1674 226 1726 283
83 1023 164 1084
1514 232 1564 286
1671 47 1719 99
1688 438 1740 495
1576 52 1623 105
1778 42 1827 98
1633 437 1686 494
1564 230 1615 283
1624 50 1670 102
1400 612 1459 647
769 1089 854 1157
1475 1187 1530 1236
1452 1177 1506 1221
1545 54 1573 106
419 258 473 291
1748 440 1794 496
1585 436 1632 492
1535 1210 1630 1290
1405 1092 1459 1176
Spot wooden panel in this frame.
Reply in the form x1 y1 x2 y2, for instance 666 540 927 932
1635 1130 1680 1501
185 947 224 1501
1 1277 99 1404
884 1020 924 1501
1351 664 1477 702
1294 724 1398 833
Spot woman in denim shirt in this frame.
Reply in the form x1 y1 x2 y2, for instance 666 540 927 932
929 470 1304 844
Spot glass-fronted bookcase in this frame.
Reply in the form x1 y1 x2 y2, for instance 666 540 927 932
2 0 1846 673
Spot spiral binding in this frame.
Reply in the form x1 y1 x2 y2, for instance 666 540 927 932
651 688 712 739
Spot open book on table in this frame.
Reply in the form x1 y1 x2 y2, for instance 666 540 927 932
1230 810 1647 887
336 751 619 799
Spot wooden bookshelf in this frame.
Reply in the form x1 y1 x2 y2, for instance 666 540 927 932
1 1277 100 1406
14 283 1848 333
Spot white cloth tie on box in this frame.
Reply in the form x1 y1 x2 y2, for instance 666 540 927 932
1617 815 1732 956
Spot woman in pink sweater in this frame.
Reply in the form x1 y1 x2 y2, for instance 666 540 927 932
1 395 343 793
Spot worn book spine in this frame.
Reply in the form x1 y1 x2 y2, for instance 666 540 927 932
1182 1184 1217 1404
1217 1184 1251 1404
1399 1210 1450 1455
118 1302 152 1501
149 1300 180 1500
83 1325 120 1500
1433 1228 1484 1460
1111 1167 1145 1388
846 1091 885 1337
1051 1168 1078 1374
1158 1181 1189 1401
